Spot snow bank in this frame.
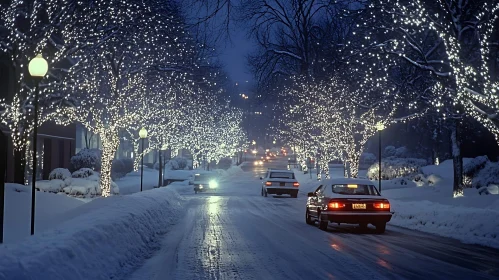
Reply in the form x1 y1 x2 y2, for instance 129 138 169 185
0 188 184 280
390 199 499 249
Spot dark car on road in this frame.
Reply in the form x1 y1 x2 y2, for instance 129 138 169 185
305 178 392 233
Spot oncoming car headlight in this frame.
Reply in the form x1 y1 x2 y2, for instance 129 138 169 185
209 180 218 189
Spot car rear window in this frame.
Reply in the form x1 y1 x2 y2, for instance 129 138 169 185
195 174 214 181
331 184 380 195
270 172 295 179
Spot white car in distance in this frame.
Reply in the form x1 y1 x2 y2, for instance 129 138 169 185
260 169 299 198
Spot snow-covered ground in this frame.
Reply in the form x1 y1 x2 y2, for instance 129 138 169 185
2 184 85 243
0 187 184 280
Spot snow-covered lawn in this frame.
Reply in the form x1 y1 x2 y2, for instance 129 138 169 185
383 160 499 248
116 167 161 194
2 184 85 243
0 187 184 280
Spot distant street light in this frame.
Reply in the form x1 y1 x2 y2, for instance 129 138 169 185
139 127 148 192
28 54 48 236
376 122 385 193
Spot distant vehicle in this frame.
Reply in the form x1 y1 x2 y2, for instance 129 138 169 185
190 172 219 194
261 156 270 162
163 170 193 186
305 178 392 233
254 160 264 166
260 169 299 198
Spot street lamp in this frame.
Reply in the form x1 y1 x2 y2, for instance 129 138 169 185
139 127 148 192
28 54 48 235
376 122 385 193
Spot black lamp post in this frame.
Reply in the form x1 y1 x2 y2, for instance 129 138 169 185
139 127 147 192
377 122 385 193
28 54 48 235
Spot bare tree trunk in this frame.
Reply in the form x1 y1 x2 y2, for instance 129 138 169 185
13 147 26 184
451 120 464 197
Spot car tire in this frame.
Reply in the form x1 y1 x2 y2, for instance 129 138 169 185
318 212 328 231
305 210 314 225
375 223 386 234
264 189 268 197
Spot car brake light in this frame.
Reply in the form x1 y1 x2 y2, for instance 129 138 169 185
293 182 300 187
373 202 390 209
328 201 346 209
265 181 272 186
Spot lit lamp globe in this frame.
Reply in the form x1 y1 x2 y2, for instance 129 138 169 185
29 54 48 78
139 127 148 138
376 122 385 131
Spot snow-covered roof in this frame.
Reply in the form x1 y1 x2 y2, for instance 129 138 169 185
322 178 374 186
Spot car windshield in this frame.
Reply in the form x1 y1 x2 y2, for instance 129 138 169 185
331 184 380 196
270 172 295 179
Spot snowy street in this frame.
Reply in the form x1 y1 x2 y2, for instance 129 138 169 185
126 157 499 280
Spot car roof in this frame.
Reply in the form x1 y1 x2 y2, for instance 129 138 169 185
268 169 294 173
321 177 375 186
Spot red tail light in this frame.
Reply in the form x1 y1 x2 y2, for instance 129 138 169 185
293 182 300 187
373 202 390 209
265 181 272 186
328 201 346 209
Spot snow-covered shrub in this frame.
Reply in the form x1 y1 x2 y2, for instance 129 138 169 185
70 148 102 172
48 168 72 181
165 159 179 170
174 157 188 170
394 146 408 158
383 146 397 157
463 156 489 187
111 158 133 180
36 179 66 193
217 157 232 170
412 174 428 187
478 184 499 195
472 161 499 189
72 168 96 178
63 175 119 197
367 157 427 180
360 153 377 165
427 174 442 186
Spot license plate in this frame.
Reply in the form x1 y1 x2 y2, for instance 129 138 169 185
352 203 366 209
280 182 285 186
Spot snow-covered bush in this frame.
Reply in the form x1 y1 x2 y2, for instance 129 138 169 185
360 153 376 165
63 174 119 197
463 156 489 187
217 157 232 170
174 157 188 170
165 159 179 170
478 184 499 195
367 157 427 180
36 179 67 193
383 146 397 157
472 161 499 189
111 158 133 180
394 146 408 158
48 168 72 181
72 168 96 178
70 148 102 172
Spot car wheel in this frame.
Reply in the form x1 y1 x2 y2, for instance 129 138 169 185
264 189 268 197
375 223 386 234
318 212 328 231
305 210 314 225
